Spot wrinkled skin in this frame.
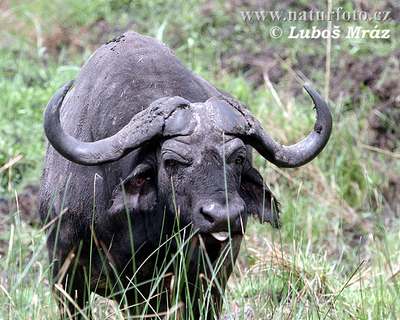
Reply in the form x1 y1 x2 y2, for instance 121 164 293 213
40 31 324 319
41 98 278 318
95 112 277 317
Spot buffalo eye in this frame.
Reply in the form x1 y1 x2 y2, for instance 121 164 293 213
123 163 153 191
234 155 245 165
164 159 180 168
125 174 151 192
134 176 146 187
163 153 191 168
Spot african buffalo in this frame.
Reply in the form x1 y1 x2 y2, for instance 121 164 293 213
40 31 332 319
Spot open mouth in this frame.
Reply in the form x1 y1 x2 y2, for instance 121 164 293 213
210 231 229 242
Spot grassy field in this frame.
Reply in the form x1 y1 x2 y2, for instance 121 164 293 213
0 0 399 319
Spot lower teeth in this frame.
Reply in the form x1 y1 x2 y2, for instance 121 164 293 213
211 232 229 241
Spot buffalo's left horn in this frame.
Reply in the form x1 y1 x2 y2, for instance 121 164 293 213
44 81 190 165
239 85 332 167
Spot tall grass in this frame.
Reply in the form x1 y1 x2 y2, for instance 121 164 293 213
1 0 399 319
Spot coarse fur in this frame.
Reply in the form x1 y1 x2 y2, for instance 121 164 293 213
40 31 324 319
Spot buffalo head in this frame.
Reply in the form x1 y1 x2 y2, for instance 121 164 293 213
44 81 332 241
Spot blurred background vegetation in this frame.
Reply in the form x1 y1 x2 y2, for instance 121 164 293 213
0 0 399 319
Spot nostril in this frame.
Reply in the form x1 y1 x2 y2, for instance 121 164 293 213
200 207 215 224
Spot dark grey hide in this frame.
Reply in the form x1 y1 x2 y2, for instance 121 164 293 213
40 31 332 319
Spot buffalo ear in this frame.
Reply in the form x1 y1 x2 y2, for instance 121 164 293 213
240 167 280 228
108 162 157 216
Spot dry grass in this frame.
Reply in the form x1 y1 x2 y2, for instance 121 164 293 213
1 0 399 319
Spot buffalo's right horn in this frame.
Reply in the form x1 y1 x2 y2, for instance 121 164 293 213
44 81 190 165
